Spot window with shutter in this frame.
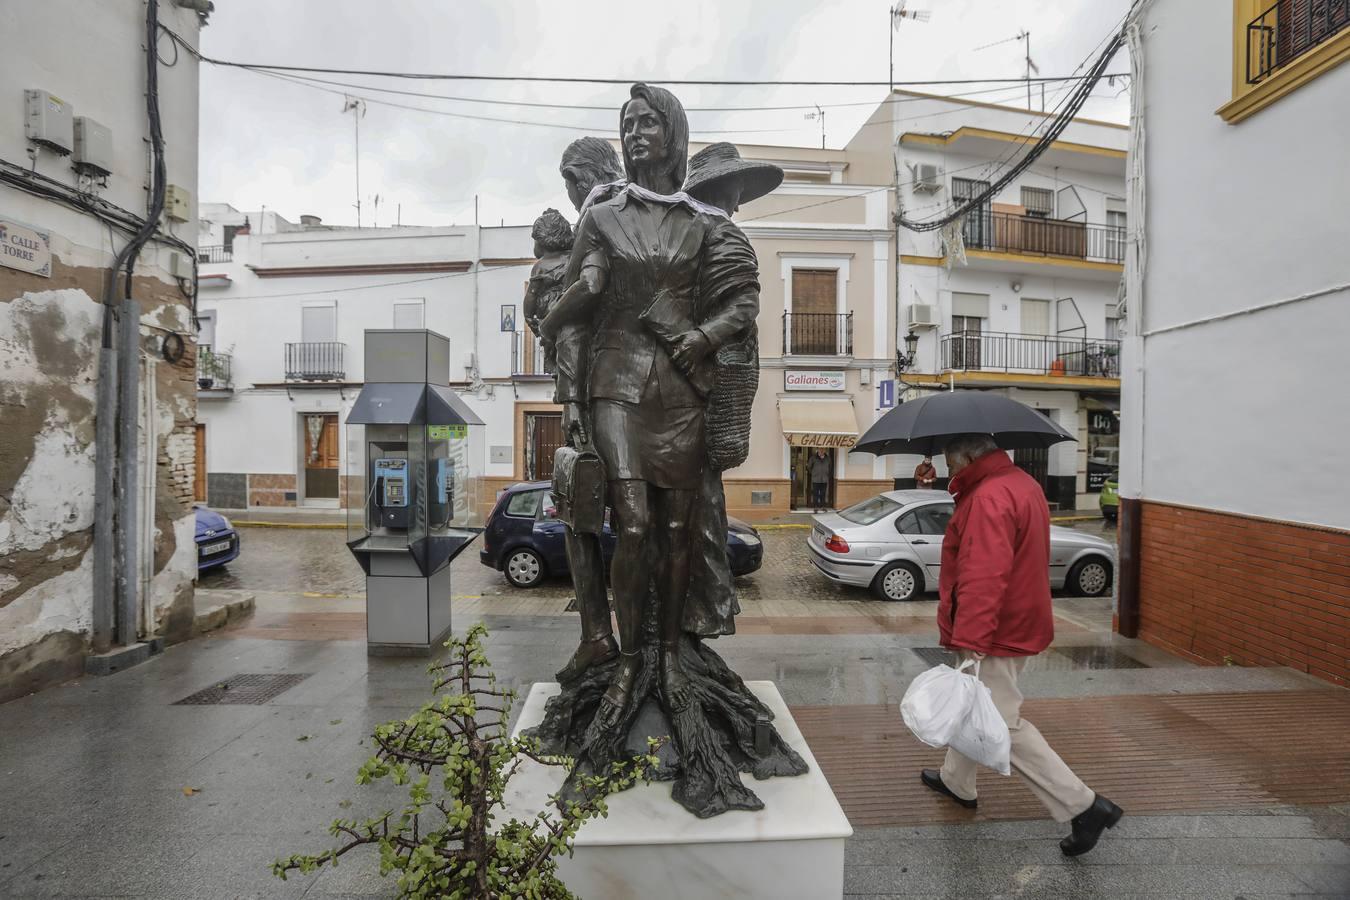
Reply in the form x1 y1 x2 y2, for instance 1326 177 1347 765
789 268 839 354
1021 186 1054 218
301 304 336 343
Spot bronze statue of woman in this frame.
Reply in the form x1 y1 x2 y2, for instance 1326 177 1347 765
538 85 806 817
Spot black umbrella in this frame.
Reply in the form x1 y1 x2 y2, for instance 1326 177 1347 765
855 391 1076 456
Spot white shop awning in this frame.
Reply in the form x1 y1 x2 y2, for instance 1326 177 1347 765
779 398 859 448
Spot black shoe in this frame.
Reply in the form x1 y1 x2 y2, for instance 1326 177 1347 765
920 769 977 809
1060 794 1123 857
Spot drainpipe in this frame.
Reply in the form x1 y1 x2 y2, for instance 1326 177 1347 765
96 0 165 650
141 355 158 633
92 311 117 653
115 283 140 645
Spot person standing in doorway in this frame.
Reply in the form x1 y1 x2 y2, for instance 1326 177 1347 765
920 433 1124 857
914 455 937 489
809 448 831 513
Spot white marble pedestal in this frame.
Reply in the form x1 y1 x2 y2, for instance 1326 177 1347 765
504 681 852 900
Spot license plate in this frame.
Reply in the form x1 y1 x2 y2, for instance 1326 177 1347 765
200 540 231 555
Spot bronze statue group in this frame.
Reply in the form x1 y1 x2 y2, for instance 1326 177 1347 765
522 84 808 818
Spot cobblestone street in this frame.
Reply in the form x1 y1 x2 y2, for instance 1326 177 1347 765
201 518 1119 612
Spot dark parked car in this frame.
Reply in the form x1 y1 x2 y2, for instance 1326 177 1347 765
195 505 240 571
480 481 763 588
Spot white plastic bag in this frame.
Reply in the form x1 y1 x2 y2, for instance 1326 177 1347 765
900 659 1011 776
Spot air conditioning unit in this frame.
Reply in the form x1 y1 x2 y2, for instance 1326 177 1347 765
913 163 943 193
908 304 938 328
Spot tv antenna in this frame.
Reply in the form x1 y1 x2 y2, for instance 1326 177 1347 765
804 104 826 149
342 96 367 226
890 2 932 93
974 30 1040 110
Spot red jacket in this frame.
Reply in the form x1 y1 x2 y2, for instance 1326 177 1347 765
937 450 1054 657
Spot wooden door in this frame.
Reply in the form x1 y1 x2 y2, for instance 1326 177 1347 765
194 424 207 503
525 413 564 481
304 414 340 499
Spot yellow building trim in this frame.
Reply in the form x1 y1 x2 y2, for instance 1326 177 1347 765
964 249 1124 273
1220 6 1350 124
898 126 1126 159
900 254 945 267
944 370 1121 391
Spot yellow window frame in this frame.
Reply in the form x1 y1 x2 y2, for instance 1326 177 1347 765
1220 0 1350 123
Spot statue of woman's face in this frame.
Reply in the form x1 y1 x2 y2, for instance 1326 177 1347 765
621 97 667 171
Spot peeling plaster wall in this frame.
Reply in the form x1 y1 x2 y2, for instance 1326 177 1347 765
0 1 201 701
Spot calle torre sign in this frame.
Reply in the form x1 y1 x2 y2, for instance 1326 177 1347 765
0 220 52 278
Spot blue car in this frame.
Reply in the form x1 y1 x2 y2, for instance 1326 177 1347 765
195 505 240 572
479 480 763 588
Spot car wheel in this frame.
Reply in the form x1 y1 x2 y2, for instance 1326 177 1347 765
504 548 546 588
1068 557 1112 597
872 561 922 602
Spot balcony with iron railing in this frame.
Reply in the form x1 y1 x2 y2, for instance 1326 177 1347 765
198 245 233 264
1247 0 1349 84
939 330 1121 379
511 330 549 378
196 349 232 391
960 210 1126 265
782 312 853 356
284 342 346 381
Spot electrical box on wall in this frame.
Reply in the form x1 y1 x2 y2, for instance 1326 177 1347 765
24 89 74 155
72 117 114 177
164 184 192 222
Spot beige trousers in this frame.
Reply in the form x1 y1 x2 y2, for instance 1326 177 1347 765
938 655 1096 823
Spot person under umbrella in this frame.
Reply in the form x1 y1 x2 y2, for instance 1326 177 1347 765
924 432 1123 856
856 394 1122 856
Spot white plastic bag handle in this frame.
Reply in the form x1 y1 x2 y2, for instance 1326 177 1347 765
956 657 981 677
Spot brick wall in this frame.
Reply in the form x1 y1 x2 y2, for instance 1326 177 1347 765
1136 502 1349 686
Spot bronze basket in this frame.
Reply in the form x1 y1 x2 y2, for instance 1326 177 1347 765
706 333 759 471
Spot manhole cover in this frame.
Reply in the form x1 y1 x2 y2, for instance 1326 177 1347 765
173 673 310 705
910 647 957 666
909 647 1149 670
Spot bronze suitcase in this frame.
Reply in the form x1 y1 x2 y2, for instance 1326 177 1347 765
552 445 606 535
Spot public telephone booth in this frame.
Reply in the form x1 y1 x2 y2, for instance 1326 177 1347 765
346 330 484 655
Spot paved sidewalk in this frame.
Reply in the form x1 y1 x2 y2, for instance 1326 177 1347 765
3 595 1347 898
6 524 1347 898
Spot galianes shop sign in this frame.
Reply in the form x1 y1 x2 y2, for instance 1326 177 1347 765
784 369 845 391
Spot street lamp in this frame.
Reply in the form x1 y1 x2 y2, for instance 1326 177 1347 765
896 330 920 374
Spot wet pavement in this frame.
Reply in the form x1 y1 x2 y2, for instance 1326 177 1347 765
8 517 1350 898
202 518 1118 606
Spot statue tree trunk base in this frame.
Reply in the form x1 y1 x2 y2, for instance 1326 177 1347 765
525 634 808 819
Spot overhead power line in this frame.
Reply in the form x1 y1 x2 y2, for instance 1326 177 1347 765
164 25 1124 89
895 22 1127 232
250 67 1092 138
241 67 1127 114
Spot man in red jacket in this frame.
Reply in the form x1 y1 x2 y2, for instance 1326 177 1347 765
920 433 1123 857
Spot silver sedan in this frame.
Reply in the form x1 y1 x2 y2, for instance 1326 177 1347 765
807 490 1117 602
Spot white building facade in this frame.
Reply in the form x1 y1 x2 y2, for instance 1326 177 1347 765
195 219 538 511
1116 1 1349 685
883 94 1128 510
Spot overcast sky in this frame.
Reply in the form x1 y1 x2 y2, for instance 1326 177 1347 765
197 0 1132 230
